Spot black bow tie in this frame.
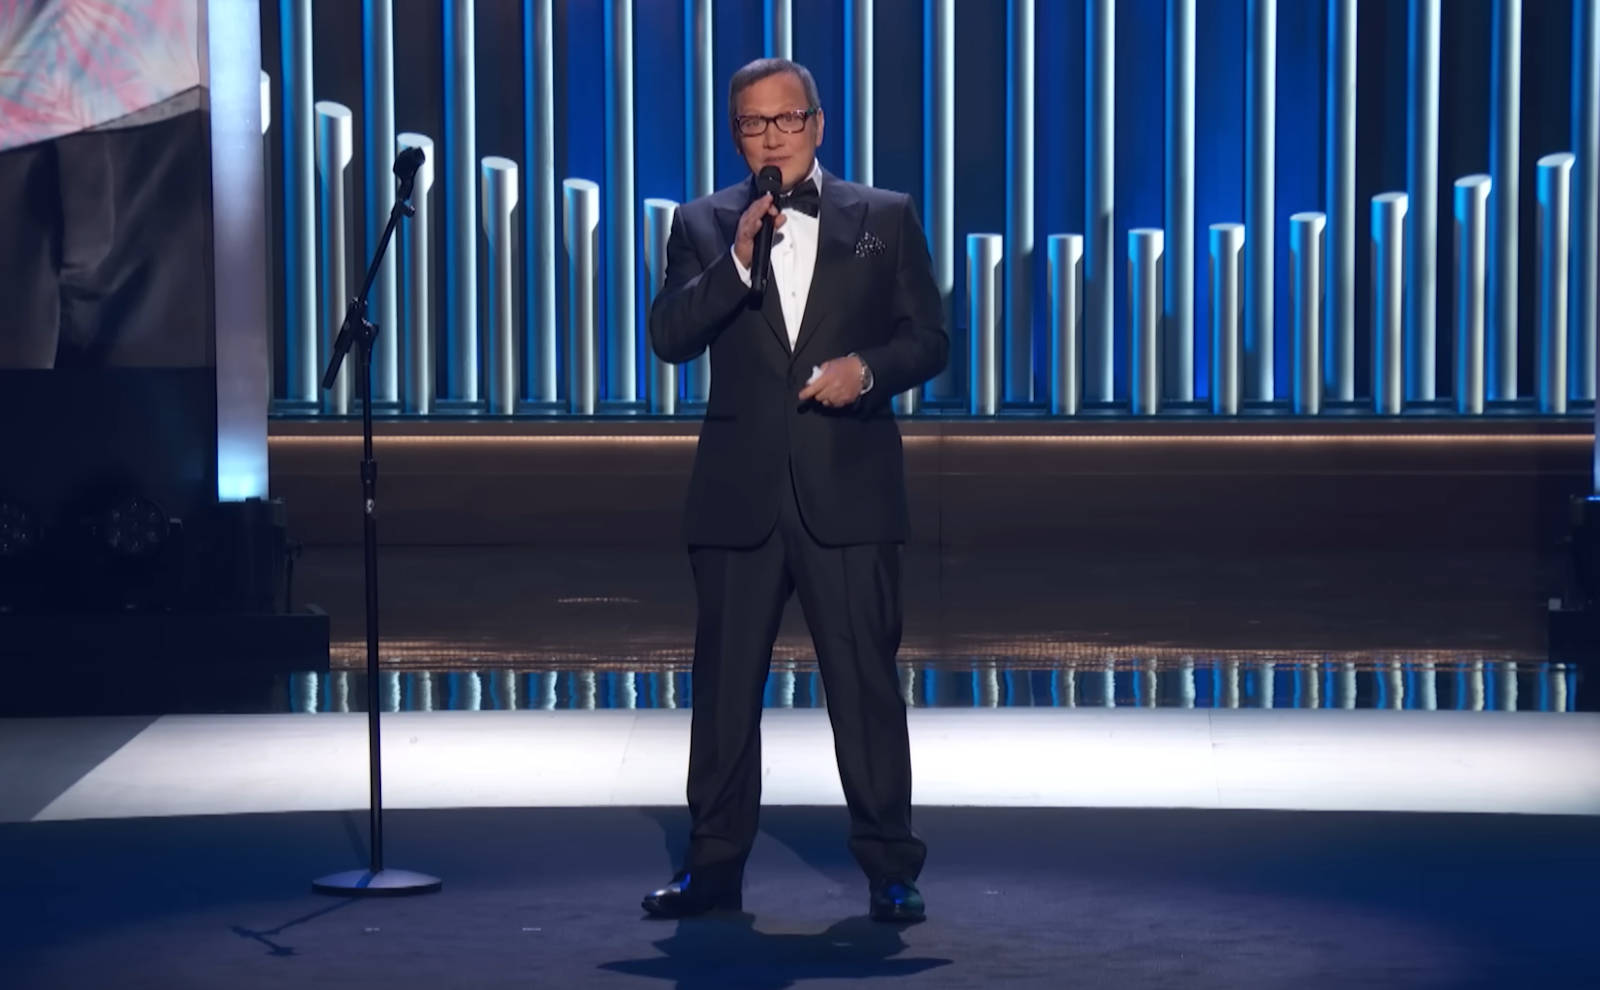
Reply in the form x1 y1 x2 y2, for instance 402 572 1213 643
775 179 820 217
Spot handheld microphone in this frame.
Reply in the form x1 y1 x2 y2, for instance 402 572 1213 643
750 165 782 294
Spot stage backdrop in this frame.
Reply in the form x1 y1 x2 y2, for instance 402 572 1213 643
259 0 1596 419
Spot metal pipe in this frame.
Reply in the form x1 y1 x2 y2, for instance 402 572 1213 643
605 0 636 404
397 133 436 414
1327 0 1357 402
445 0 479 402
1165 0 1195 403
847 0 874 186
1006 0 1034 403
1373 192 1408 415
363 0 398 403
924 0 956 403
1406 0 1441 403
315 101 353 416
1129 229 1163 416
282 0 316 405
1489 0 1521 401
1245 0 1276 401
1572 0 1599 402
1210 223 1245 415
1085 0 1115 402
766 0 792 59
482 157 519 416
686 0 714 403
968 234 1004 416
564 179 601 415
1290 212 1326 415
1454 175 1492 415
1537 153 1575 415
1049 234 1084 415
644 198 680 415
525 0 557 403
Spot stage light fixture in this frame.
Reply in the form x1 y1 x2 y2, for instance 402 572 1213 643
76 494 184 612
0 500 44 613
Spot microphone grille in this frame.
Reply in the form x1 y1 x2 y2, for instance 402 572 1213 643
756 165 783 195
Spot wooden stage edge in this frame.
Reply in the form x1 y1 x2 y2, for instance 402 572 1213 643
266 419 1596 550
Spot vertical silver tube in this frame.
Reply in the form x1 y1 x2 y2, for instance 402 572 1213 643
605 0 636 403
564 179 601 415
1245 0 1276 401
766 0 792 59
1165 0 1196 403
644 198 680 416
525 0 558 404
1129 229 1163 415
1086 0 1115 402
968 234 1005 416
397 133 436 415
315 101 353 416
1006 0 1034 403
1327 0 1357 402
1210 223 1245 415
1049 234 1084 415
363 0 399 403
482 157 520 416
1454 175 1492 415
847 0 874 185
1419 660 1437 711
1537 153 1575 415
261 70 273 403
446 0 478 402
1290 212 1326 415
283 0 316 405
1406 0 1441 403
686 0 714 404
1489 0 1521 401
924 0 956 402
1572 0 1600 402
1373 192 1409 415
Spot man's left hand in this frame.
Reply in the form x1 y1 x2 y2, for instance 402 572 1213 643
798 357 866 407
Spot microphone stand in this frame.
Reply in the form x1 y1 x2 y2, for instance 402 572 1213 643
312 153 440 897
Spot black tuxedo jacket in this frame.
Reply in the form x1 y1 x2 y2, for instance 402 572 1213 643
648 170 949 548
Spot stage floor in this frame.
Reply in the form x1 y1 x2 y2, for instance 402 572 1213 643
7 708 1598 825
2 708 1598 990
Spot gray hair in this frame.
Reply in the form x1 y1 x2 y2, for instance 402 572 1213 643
727 58 821 125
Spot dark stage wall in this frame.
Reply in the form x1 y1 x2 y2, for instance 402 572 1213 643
267 422 1592 554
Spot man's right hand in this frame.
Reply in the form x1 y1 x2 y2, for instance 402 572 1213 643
733 193 787 270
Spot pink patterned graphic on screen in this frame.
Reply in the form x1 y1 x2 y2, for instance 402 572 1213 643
0 0 200 152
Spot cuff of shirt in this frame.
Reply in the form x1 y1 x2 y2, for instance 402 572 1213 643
730 246 752 287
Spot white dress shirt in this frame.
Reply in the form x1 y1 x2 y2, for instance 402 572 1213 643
732 160 822 349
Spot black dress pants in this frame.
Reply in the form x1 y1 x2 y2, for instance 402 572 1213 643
683 466 926 884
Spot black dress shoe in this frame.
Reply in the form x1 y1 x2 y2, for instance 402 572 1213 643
869 877 926 923
641 869 743 918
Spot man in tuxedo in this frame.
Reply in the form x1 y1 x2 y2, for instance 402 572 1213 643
644 58 948 923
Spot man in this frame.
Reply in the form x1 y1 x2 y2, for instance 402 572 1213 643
645 58 948 924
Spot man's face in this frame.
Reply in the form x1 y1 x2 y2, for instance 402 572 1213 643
732 71 824 193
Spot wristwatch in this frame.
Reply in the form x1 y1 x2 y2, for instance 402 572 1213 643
850 353 874 395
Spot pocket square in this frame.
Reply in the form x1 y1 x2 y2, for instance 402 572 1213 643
854 232 886 258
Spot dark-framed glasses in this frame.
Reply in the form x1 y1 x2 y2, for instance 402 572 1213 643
734 108 820 137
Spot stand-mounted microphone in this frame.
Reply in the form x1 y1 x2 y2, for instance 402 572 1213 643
750 165 783 295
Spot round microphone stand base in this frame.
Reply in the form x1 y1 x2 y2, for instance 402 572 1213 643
313 868 443 897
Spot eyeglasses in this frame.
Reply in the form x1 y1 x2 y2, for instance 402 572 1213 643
733 108 820 137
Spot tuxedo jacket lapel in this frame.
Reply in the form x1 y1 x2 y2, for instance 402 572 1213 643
714 201 791 357
792 174 866 366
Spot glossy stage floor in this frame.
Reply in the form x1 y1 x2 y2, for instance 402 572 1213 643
3 421 1598 988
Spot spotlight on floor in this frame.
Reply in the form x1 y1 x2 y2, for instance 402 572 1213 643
0 499 44 613
78 494 184 611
